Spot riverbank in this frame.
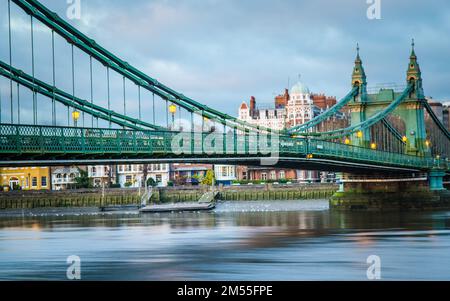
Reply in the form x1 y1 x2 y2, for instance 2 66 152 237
0 184 338 210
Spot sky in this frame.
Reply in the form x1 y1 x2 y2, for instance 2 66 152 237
0 0 450 125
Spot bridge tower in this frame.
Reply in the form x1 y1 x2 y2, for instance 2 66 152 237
349 44 370 147
396 39 428 156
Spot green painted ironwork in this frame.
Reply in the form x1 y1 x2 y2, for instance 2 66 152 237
307 85 413 139
12 0 277 134
0 124 447 172
288 86 358 133
0 61 165 131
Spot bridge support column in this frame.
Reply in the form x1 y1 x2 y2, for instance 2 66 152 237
429 170 446 191
330 173 450 211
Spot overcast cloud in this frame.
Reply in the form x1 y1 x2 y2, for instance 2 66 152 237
1 0 449 123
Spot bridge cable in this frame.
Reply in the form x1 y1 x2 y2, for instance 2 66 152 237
71 44 76 126
8 0 13 124
0 61 165 131
89 56 94 128
123 76 126 127
306 85 413 139
30 15 37 125
0 67 145 130
16 82 20 124
138 86 141 121
51 30 56 126
13 0 241 132
17 0 278 134
288 86 358 133
152 93 155 124
107 66 111 128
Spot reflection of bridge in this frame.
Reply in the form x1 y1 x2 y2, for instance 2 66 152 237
1 0 449 207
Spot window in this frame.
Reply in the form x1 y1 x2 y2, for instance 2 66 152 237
32 177 37 187
41 176 47 187
156 175 162 183
221 166 228 177
279 171 285 179
126 175 132 183
270 171 276 180
261 173 267 181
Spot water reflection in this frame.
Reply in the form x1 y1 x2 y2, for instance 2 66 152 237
0 200 450 280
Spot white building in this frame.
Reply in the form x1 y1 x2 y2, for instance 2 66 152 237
238 80 317 131
117 164 144 188
147 164 170 187
214 165 237 185
286 82 314 127
237 80 324 182
88 165 114 187
116 164 170 188
52 167 80 190
239 101 287 131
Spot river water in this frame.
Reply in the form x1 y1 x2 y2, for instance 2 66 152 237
1 199 450 280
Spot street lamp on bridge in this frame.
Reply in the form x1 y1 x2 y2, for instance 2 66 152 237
169 104 177 130
72 110 80 127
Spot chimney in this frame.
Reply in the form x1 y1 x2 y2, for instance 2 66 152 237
250 96 256 112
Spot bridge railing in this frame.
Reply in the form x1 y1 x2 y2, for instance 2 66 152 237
0 124 447 171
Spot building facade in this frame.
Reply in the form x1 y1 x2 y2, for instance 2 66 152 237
88 165 115 188
238 80 340 182
147 164 170 187
51 167 80 190
0 167 50 191
214 165 237 185
117 164 144 188
443 102 450 131
170 164 213 185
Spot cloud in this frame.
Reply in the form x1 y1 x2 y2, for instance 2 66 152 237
1 0 449 124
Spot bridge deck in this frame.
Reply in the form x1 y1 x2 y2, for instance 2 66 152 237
0 124 448 173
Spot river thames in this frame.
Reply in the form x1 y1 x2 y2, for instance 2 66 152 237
1 200 450 280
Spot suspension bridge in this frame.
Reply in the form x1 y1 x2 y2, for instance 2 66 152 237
0 0 449 207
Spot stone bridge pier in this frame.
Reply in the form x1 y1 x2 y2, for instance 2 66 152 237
330 171 450 210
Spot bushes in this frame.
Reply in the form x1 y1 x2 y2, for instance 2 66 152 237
232 179 294 185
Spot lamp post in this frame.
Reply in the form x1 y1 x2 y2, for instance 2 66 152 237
72 110 80 127
169 104 177 130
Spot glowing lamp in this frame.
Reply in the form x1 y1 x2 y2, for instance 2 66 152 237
169 104 177 114
356 131 363 138
72 110 80 121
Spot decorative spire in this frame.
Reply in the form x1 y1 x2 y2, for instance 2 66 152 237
355 43 361 63
406 39 424 99
410 38 416 58
352 43 366 87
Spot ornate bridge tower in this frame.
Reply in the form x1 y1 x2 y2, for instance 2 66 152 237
399 39 428 156
349 44 370 147
348 41 429 156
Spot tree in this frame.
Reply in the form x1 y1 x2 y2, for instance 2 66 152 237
201 170 215 186
74 168 92 189
146 177 157 187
